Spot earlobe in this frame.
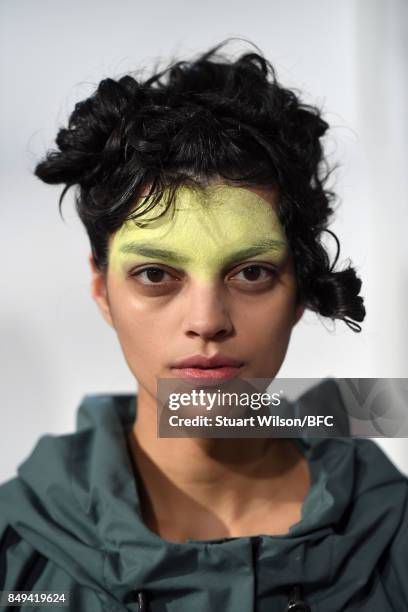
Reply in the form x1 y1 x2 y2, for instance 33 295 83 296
88 254 114 328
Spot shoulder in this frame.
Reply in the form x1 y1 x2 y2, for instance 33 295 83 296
351 439 408 603
0 487 106 610
0 508 48 589
352 437 408 492
304 435 408 534
339 437 408 546
325 436 408 500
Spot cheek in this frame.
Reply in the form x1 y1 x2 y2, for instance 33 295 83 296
241 280 296 326
236 282 297 355
109 304 169 383
105 278 166 368
112 299 166 352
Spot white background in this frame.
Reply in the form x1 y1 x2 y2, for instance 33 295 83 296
1 0 407 482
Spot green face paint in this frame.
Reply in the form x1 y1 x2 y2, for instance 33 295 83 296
109 185 289 283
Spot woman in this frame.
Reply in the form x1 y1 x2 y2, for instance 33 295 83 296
0 40 407 611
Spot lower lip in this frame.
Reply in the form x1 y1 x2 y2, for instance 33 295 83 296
171 366 242 381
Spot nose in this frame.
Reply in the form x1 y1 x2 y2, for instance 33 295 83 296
182 281 233 340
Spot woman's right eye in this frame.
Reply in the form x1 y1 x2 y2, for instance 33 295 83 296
131 266 175 285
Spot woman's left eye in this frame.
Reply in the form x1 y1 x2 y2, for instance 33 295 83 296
232 265 277 283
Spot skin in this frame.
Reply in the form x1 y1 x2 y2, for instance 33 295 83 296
108 184 289 283
90 181 309 542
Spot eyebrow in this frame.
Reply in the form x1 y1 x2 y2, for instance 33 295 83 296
118 238 287 266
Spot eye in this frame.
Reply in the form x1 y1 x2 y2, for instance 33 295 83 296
129 263 278 288
130 266 177 285
230 264 277 284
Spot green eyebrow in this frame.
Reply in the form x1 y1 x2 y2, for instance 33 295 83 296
118 238 287 266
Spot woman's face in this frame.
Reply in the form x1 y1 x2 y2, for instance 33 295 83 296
90 183 303 398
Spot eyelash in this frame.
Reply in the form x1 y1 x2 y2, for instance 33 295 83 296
130 264 278 287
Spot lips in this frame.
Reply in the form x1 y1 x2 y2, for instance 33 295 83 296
171 354 244 384
172 354 244 369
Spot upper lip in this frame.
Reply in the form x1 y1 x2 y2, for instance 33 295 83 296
172 354 244 369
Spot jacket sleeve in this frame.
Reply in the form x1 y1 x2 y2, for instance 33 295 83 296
0 516 48 592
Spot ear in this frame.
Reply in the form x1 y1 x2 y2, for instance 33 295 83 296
89 254 114 327
293 302 305 326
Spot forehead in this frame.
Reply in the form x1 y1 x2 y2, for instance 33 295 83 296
113 184 286 247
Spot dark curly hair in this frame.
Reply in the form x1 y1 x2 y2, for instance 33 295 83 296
34 39 365 332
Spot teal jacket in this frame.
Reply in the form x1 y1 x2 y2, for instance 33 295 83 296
0 381 407 611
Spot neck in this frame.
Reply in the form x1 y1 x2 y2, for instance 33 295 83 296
127 386 309 541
